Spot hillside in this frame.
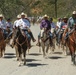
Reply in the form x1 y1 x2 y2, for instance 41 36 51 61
0 0 76 19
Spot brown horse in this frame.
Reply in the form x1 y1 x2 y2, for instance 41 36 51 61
68 26 76 65
0 28 6 57
13 27 28 66
61 28 69 55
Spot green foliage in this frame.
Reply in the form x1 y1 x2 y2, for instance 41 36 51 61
0 0 76 20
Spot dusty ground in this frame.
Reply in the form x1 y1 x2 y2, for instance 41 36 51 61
0 24 76 75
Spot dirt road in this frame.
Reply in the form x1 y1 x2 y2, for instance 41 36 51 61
0 25 76 75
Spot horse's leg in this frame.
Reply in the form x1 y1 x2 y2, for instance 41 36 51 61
2 48 5 58
39 43 41 53
15 46 19 61
69 44 75 64
18 46 22 66
23 49 27 65
52 39 55 52
42 43 45 57
46 44 49 53
0 49 2 57
71 45 75 65
0 47 3 57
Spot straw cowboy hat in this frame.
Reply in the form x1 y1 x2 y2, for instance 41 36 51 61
21 12 25 15
72 11 76 14
21 12 28 18
0 14 3 17
17 14 21 18
43 14 49 18
63 16 68 19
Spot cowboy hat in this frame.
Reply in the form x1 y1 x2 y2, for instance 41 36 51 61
17 14 21 18
43 14 49 18
0 14 3 17
21 12 25 15
72 11 76 14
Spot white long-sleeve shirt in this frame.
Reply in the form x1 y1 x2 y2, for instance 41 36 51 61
17 18 30 29
56 21 62 28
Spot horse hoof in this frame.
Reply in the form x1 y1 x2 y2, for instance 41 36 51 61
17 59 19 61
18 63 21 67
24 62 26 65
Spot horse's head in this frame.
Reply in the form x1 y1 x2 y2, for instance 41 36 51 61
40 28 45 38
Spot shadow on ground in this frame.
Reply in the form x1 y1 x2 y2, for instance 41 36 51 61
5 53 15 55
28 53 42 56
53 52 62 55
4 53 16 58
22 58 41 62
48 56 64 59
26 63 47 67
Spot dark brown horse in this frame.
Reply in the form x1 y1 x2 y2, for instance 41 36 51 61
0 28 6 57
14 27 28 66
68 26 76 65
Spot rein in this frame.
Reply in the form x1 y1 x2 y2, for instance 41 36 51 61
16 36 27 47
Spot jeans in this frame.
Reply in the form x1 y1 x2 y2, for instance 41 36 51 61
24 30 31 41
7 31 13 38
49 32 53 39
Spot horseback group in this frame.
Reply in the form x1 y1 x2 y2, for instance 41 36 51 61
0 10 76 65
36 11 76 65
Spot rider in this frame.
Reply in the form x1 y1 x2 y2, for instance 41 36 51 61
13 14 21 28
58 17 68 43
0 14 7 39
49 17 56 39
6 14 21 40
56 18 62 29
36 14 50 45
17 12 36 48
65 11 76 39
6 18 13 38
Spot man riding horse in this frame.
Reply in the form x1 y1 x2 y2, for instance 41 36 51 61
6 14 21 40
64 11 76 65
0 14 7 40
6 18 13 38
36 14 51 46
57 17 68 45
65 11 76 40
15 12 36 48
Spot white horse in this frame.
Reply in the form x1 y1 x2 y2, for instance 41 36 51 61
39 28 55 57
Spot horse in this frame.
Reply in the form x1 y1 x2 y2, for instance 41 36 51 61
13 27 29 66
39 28 55 57
0 28 6 57
61 27 69 55
56 25 69 55
68 26 76 65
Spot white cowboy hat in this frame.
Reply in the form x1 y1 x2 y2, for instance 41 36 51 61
21 12 25 15
43 14 49 18
17 14 21 18
72 11 76 14
0 14 3 17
